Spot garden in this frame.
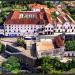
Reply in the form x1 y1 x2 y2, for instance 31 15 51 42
36 56 75 74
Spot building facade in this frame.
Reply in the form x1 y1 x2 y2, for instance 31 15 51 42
3 4 75 37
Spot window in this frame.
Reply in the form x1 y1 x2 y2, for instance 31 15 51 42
72 53 74 56
45 28 47 30
14 31 16 32
18 30 20 32
48 28 50 30
58 30 60 32
51 28 53 30
34 31 35 33
65 29 67 32
9 31 11 32
54 30 56 32
9 27 11 29
5 25 7 26
72 30 74 32
68 53 70 56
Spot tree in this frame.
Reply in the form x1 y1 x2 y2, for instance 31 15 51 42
41 56 52 74
0 42 5 53
2 56 20 74
51 12 58 20
47 2 53 8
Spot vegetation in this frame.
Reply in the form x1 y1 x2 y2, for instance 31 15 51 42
51 12 58 20
47 2 53 8
65 40 75 51
0 42 5 53
16 38 26 49
36 56 75 74
2 56 20 74
0 0 31 24
12 5 31 11
67 6 75 20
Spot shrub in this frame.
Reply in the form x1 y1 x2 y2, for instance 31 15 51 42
2 56 20 74
0 42 5 53
16 39 26 49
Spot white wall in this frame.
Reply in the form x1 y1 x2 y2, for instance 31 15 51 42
4 24 43 36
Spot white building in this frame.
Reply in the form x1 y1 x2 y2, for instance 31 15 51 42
3 4 75 37
4 11 47 36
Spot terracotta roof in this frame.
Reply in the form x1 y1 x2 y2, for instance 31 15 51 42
53 35 64 48
4 11 48 25
28 3 47 9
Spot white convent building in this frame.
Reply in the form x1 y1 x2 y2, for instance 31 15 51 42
1 4 75 37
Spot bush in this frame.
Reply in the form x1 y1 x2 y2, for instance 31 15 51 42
0 42 5 53
16 39 26 49
2 56 20 74
65 40 75 51
36 56 75 74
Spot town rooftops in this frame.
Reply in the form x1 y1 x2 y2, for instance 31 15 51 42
4 11 49 25
28 3 47 9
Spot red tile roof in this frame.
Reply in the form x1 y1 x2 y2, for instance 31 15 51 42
53 35 64 48
28 3 47 9
4 11 49 25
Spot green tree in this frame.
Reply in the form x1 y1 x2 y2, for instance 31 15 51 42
51 12 58 20
2 56 20 74
47 2 53 8
0 42 5 53
41 56 52 74
16 38 26 49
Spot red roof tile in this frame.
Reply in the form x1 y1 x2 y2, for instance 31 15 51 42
53 35 64 48
4 11 48 25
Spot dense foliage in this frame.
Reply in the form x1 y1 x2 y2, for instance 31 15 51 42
16 39 26 49
0 42 5 53
47 2 53 8
2 56 20 74
65 40 75 51
36 56 75 74
67 6 75 20
51 12 58 20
